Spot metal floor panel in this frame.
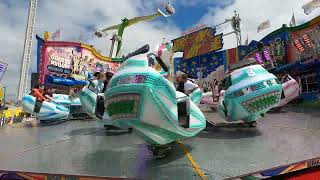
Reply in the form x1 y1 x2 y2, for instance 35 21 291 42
0 108 319 180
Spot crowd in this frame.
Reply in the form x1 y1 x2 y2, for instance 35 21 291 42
88 71 114 94
28 71 115 113
0 107 25 126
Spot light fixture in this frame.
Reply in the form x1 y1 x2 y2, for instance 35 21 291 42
263 49 270 61
293 40 304 52
255 53 263 64
302 34 313 48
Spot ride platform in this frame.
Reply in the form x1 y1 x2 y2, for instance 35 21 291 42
0 106 319 179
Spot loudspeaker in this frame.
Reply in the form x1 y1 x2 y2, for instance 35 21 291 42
31 73 40 89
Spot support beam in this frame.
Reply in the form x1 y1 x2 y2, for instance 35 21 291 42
17 0 37 100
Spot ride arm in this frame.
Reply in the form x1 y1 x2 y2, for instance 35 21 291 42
44 95 55 102
122 44 150 61
100 24 121 32
127 12 162 27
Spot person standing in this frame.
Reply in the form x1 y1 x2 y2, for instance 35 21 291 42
91 72 105 93
43 87 54 101
102 71 114 93
30 85 49 113
177 74 199 95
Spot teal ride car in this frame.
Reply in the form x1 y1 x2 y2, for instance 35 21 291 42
217 58 283 127
79 45 206 158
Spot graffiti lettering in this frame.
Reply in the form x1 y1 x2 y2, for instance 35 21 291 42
49 55 72 69
172 27 223 59
47 65 72 74
307 159 320 167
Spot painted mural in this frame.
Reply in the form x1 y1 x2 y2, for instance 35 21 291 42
174 15 320 96
37 37 121 86
174 16 320 76
45 46 119 80
174 50 224 80
172 27 223 59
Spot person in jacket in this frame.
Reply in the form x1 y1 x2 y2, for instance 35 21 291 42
30 85 49 113
177 73 199 95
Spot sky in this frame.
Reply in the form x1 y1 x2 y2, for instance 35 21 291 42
0 0 319 99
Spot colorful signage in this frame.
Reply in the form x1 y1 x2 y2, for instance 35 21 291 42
172 27 223 59
0 60 8 83
181 24 207 36
0 87 4 105
37 39 121 85
0 170 130 180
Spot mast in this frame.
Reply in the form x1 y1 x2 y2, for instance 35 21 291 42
221 10 242 46
17 0 38 100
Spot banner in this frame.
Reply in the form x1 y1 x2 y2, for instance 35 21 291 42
174 50 225 79
0 87 4 104
181 24 206 36
0 61 8 82
226 48 239 66
38 40 120 85
172 27 223 59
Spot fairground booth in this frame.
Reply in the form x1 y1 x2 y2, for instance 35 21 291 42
34 35 121 95
174 15 320 102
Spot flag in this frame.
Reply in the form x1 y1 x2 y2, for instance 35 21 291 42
302 0 320 15
289 13 296 27
257 20 270 33
0 61 8 82
245 34 249 45
52 29 61 40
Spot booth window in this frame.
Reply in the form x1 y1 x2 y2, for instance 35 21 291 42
299 73 318 93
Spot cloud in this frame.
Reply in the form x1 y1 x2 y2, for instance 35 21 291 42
172 0 234 8
199 0 320 49
0 0 181 99
1 0 319 100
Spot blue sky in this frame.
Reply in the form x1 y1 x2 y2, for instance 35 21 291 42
0 0 319 99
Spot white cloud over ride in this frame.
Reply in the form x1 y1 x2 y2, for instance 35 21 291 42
200 0 320 49
0 0 319 99
0 0 181 99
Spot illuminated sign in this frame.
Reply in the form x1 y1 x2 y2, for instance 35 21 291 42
172 27 223 59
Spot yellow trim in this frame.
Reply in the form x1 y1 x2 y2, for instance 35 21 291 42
16 173 38 180
177 141 206 180
309 16 320 27
80 44 113 62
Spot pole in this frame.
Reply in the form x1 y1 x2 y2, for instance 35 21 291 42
109 34 116 58
3 87 5 107
17 0 37 100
